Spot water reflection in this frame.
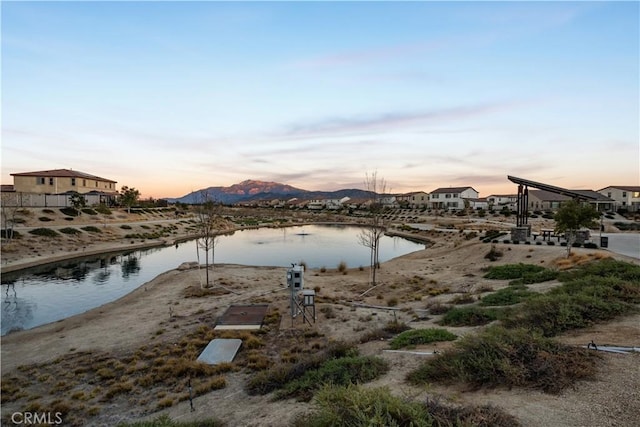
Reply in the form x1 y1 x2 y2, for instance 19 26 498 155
1 225 424 335
2 284 35 334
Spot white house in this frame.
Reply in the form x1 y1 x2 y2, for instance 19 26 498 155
429 187 479 211
486 194 517 211
597 186 640 212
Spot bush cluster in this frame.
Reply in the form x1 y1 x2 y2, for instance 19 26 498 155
28 228 59 237
292 385 519 427
389 328 457 349
407 326 600 394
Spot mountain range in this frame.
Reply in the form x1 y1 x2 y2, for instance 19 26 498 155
164 180 375 205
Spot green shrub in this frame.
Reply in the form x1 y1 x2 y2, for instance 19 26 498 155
29 228 59 237
297 385 523 427
407 326 601 394
82 208 98 215
81 226 102 233
480 287 535 306
42 209 55 214
95 204 112 215
59 227 82 235
483 263 547 280
120 225 133 230
117 414 224 427
614 222 640 231
274 355 389 401
245 341 358 396
38 216 53 222
439 307 501 326
60 207 79 217
292 385 433 427
389 328 457 349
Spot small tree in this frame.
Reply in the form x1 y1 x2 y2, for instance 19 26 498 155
1 193 19 240
554 199 600 256
69 192 87 215
120 186 140 214
358 171 387 290
194 191 221 288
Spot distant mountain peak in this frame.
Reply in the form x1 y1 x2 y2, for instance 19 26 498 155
165 179 373 205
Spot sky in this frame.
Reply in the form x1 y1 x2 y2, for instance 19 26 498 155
2 1 639 199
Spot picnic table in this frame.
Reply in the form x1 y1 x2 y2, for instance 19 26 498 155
540 228 554 241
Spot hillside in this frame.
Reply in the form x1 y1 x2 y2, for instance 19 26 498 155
164 179 374 204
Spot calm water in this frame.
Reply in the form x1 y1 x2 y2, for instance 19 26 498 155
1 225 424 335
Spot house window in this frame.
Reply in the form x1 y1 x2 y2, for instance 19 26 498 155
95 181 98 187
634 192 640 198
37 177 45 185
622 192 627 198
445 194 451 198
432 194 439 199
607 192 612 198
71 178 76 186
49 178 54 185
453 194 458 198
83 179 86 186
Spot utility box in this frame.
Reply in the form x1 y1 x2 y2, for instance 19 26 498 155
287 264 304 291
600 236 608 248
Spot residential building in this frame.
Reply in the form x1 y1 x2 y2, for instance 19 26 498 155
7 169 118 207
486 194 517 211
528 189 613 212
396 191 429 208
11 169 117 195
429 187 479 211
598 186 640 212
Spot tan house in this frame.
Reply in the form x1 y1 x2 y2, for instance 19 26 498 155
10 169 117 195
598 186 640 212
396 191 429 208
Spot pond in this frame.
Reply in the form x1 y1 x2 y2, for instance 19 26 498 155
1 225 425 335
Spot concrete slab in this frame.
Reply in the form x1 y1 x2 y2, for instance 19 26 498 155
214 304 269 330
197 338 242 365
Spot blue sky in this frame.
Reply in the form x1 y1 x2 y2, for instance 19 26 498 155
2 1 638 199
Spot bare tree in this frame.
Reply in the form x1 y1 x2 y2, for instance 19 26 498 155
358 171 387 288
194 190 221 288
1 193 20 241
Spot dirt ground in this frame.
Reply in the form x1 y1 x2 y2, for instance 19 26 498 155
1 208 639 426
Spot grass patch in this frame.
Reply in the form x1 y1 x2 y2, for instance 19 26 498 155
28 228 59 237
293 385 519 427
59 227 82 235
60 207 79 217
483 263 547 280
480 287 535 306
81 226 102 233
501 259 640 337
389 328 457 349
439 306 501 326
245 341 357 396
407 326 601 394
117 414 224 427
274 355 389 402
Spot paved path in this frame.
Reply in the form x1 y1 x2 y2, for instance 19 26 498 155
599 233 640 259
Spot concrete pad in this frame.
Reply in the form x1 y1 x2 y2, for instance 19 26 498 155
214 304 269 330
197 338 242 365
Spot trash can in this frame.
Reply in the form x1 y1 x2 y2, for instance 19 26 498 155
600 236 608 248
